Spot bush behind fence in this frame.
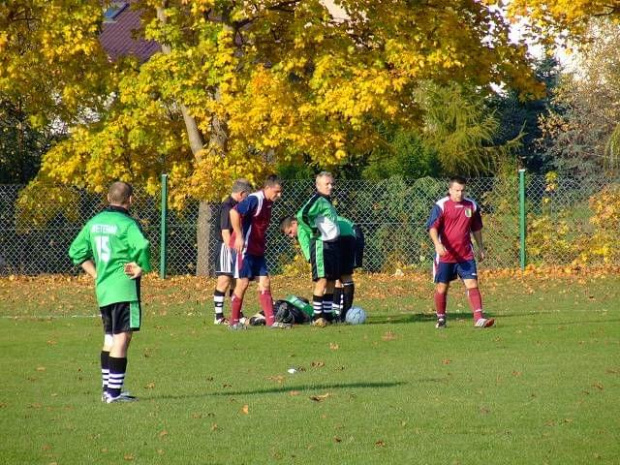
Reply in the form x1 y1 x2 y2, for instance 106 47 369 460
1 175 619 276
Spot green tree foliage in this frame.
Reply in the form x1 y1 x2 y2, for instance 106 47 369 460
362 125 439 180
490 57 563 174
416 82 522 176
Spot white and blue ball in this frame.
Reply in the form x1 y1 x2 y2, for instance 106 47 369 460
345 306 367 325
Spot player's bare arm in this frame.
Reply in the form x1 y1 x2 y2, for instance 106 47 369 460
429 228 446 256
80 260 97 279
472 230 485 262
229 208 244 253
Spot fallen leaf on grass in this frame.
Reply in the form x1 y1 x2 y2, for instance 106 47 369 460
211 423 218 431
36 367 46 372
375 440 386 447
289 391 300 396
309 393 330 402
334 436 342 443
123 454 134 461
382 331 397 341
241 404 249 414
442 359 451 365
158 430 168 439
311 361 325 368
329 343 339 350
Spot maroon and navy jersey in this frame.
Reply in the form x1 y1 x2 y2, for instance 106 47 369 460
426 196 482 263
229 190 273 257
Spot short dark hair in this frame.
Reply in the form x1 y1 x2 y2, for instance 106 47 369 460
279 216 297 233
449 176 467 186
108 181 133 205
264 174 281 188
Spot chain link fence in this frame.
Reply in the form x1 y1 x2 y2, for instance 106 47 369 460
1 175 619 276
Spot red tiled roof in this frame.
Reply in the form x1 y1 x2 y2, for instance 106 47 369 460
99 3 160 62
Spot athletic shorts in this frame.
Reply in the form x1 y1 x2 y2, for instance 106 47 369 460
100 301 141 334
353 225 365 268
234 253 268 280
339 235 356 276
214 242 236 276
310 239 340 282
433 259 478 283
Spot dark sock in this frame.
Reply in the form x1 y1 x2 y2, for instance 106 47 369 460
342 281 355 320
108 356 128 398
312 295 323 320
101 350 110 393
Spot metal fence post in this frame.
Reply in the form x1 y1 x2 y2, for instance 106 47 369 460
160 173 169 279
518 169 527 271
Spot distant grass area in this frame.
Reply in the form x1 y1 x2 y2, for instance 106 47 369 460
1 271 619 464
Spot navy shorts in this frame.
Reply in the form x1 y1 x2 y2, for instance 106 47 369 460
234 253 268 280
339 235 356 276
434 259 478 283
100 301 141 334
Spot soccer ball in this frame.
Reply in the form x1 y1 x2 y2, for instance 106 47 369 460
345 306 367 325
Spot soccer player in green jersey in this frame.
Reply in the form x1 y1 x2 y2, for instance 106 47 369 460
295 172 341 323
281 215 363 322
69 182 151 403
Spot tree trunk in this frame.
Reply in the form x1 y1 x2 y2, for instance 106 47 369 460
195 201 213 276
157 4 213 276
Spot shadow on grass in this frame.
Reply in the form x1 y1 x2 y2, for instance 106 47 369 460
154 381 406 400
367 312 475 325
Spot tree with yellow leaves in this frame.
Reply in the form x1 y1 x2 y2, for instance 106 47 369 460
507 0 620 46
4 0 545 273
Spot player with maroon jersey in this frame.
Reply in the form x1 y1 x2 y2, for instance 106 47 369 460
228 175 283 329
427 176 494 329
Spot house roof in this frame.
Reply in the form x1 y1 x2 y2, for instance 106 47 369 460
99 2 160 62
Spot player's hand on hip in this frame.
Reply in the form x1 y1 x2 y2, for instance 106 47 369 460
124 262 143 279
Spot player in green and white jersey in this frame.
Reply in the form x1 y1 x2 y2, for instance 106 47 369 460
281 213 364 322
69 182 151 403
295 172 341 323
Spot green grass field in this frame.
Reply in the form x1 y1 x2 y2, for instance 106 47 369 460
1 271 619 464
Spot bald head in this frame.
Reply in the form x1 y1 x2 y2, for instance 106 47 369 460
108 182 133 207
